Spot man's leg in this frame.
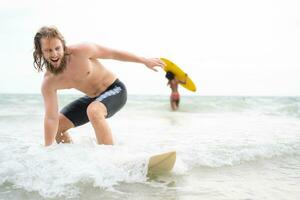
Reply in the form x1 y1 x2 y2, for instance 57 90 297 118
87 101 113 145
55 114 75 144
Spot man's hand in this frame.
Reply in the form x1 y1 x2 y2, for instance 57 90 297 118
144 58 166 72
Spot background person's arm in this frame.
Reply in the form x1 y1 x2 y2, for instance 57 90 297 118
177 73 188 84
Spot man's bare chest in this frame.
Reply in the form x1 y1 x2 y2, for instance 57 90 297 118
56 61 92 88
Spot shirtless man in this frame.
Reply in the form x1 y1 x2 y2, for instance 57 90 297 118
33 26 164 146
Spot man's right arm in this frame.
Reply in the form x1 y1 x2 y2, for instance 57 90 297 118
41 78 59 146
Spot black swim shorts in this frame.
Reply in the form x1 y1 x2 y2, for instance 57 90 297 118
60 79 127 127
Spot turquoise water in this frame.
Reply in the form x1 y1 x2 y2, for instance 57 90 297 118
0 94 299 199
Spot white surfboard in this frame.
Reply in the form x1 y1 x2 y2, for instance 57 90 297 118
147 151 176 175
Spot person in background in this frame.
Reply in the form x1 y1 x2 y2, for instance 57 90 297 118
165 71 187 111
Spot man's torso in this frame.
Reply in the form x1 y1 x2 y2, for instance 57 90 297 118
44 46 117 97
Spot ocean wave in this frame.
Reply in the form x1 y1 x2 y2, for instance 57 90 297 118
0 144 149 198
124 95 300 118
0 94 299 118
178 141 300 169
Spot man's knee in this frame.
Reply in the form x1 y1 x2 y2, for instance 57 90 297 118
87 102 107 121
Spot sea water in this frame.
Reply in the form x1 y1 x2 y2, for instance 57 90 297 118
0 94 299 200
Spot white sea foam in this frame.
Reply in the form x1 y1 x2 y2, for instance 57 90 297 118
0 144 150 198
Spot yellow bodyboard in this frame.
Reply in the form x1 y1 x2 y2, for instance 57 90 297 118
161 58 197 92
147 151 176 175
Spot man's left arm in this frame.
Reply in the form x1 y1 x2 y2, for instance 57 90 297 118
79 43 165 71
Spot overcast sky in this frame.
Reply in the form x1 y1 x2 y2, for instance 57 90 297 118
0 0 300 96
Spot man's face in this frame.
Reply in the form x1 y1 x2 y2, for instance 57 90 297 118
41 37 64 69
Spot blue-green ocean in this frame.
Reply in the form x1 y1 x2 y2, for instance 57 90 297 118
0 94 299 200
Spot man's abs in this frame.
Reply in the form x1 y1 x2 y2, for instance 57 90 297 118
75 74 117 97
69 61 117 97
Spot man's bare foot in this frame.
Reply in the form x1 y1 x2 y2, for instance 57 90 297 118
56 132 73 144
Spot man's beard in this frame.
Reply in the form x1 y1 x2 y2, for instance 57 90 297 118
45 55 68 75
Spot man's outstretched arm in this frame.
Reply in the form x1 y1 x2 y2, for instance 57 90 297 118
74 43 165 71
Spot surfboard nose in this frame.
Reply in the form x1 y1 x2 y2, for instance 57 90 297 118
147 151 176 175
